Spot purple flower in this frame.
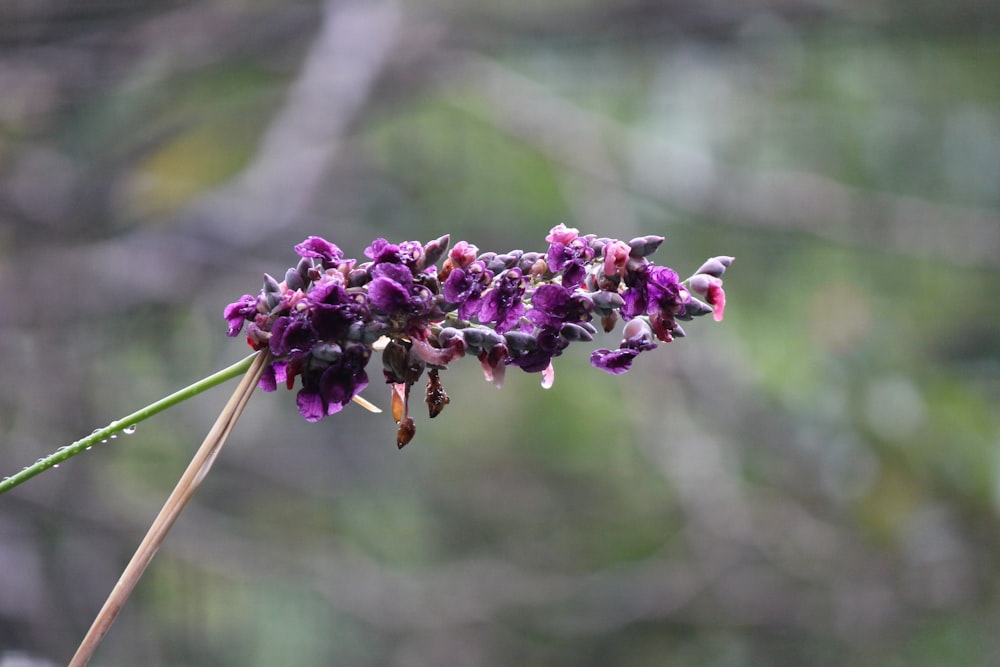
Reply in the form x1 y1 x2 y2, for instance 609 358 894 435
590 347 640 374
621 264 688 334
224 228 733 442
367 263 433 316
621 266 649 319
295 236 343 264
546 236 594 289
258 359 280 392
364 238 424 268
296 344 371 422
268 314 316 358
443 260 492 320
646 266 687 316
590 318 658 374
527 284 594 329
310 283 369 341
479 268 526 334
224 294 258 337
506 325 568 374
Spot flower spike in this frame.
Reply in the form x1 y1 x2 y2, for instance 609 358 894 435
224 226 732 446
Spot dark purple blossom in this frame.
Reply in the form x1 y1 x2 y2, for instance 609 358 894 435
546 235 594 289
590 347 640 374
310 281 369 341
364 238 424 268
295 236 343 264
443 261 492 320
527 284 594 329
367 262 433 316
591 318 658 375
506 325 568 373
479 268 527 334
646 266 687 316
224 295 258 337
268 314 315 358
296 344 371 422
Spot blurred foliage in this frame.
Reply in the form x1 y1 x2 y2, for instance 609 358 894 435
1 0 999 665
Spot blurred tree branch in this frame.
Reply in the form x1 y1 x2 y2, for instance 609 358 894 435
446 54 1000 269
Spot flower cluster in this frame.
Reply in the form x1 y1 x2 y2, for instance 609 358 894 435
225 225 733 447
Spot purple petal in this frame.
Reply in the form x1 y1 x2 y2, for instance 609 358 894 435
223 294 257 336
367 276 410 312
364 238 397 263
531 283 569 312
560 261 586 289
296 389 326 422
295 236 343 262
590 347 639 375
258 364 277 392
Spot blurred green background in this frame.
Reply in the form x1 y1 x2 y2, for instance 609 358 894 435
2 1 999 665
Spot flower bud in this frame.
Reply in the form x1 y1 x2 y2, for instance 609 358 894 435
296 256 312 283
485 256 509 274
694 256 734 278
560 322 594 342
589 236 610 254
628 235 664 258
285 267 305 291
503 330 537 353
591 290 625 314
517 252 542 274
263 273 281 294
421 234 451 269
622 317 656 350
528 258 549 278
497 250 523 269
681 297 713 319
437 327 465 348
461 326 504 353
449 241 479 269
311 342 342 363
347 268 371 288
262 273 282 310
346 320 387 344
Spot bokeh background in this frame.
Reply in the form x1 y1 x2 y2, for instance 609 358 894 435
2 1 999 665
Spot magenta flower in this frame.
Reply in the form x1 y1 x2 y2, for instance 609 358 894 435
478 268 527 334
443 260 492 320
295 236 344 264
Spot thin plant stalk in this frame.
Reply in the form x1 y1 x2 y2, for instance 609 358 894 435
0 352 259 495
0 353 379 496
68 349 272 667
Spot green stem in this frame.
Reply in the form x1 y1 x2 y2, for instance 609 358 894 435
0 351 261 495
